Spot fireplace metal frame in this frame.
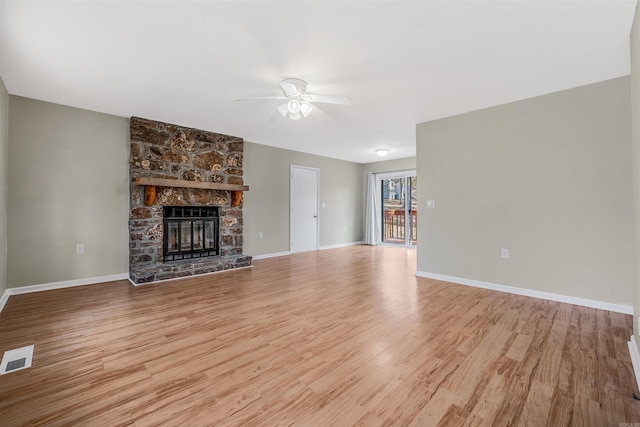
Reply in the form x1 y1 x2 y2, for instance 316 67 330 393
163 206 220 262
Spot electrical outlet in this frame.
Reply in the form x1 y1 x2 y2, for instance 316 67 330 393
427 200 436 209
76 243 85 254
501 248 509 259
258 232 264 239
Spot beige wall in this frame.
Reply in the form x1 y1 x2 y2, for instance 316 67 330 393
416 77 633 306
631 3 640 341
5 97 365 284
362 157 416 175
243 141 363 256
0 77 8 295
8 96 130 287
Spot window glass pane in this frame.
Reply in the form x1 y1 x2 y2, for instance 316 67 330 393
193 221 204 250
168 222 179 252
205 221 216 249
181 222 191 251
382 177 405 243
380 175 418 246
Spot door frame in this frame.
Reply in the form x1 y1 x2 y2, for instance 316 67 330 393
290 164 320 253
376 169 416 247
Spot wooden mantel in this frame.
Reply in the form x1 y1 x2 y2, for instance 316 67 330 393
135 177 249 207
135 177 249 191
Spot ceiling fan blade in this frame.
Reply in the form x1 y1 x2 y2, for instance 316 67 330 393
279 80 299 97
307 94 352 105
300 101 313 118
233 96 287 101
310 104 330 121
267 109 282 122
276 103 288 118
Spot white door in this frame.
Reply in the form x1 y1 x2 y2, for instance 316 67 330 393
290 165 319 253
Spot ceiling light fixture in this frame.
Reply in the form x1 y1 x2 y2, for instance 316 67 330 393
234 78 351 122
286 99 306 121
375 148 390 157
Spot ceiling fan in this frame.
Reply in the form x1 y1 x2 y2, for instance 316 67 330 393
233 78 352 121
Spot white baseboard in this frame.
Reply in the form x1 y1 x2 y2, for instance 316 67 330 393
415 271 633 315
129 265 253 286
0 291 9 316
0 273 129 315
7 273 130 296
319 241 363 250
252 242 363 259
628 336 640 390
379 243 416 249
252 251 291 260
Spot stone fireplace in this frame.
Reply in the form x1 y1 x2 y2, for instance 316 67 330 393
129 117 251 284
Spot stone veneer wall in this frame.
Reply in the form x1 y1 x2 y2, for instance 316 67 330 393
129 117 251 284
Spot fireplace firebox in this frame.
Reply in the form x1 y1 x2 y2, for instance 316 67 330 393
163 206 219 262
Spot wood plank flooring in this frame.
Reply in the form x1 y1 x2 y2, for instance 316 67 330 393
0 245 638 426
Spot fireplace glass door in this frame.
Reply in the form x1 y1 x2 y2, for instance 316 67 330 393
163 206 219 261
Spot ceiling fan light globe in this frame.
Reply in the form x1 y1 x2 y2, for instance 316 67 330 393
287 100 301 114
289 112 302 121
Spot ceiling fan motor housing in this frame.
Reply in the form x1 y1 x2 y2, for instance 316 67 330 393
281 78 308 97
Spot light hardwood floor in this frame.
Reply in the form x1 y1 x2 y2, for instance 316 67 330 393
0 245 638 426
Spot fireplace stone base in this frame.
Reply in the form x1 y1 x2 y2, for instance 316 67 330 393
130 254 252 284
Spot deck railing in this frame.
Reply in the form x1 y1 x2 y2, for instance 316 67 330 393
383 209 417 243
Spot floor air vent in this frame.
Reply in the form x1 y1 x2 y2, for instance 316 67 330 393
0 344 34 375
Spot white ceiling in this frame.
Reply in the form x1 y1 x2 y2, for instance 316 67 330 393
0 1 636 164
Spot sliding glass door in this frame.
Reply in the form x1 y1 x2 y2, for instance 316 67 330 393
380 172 417 246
